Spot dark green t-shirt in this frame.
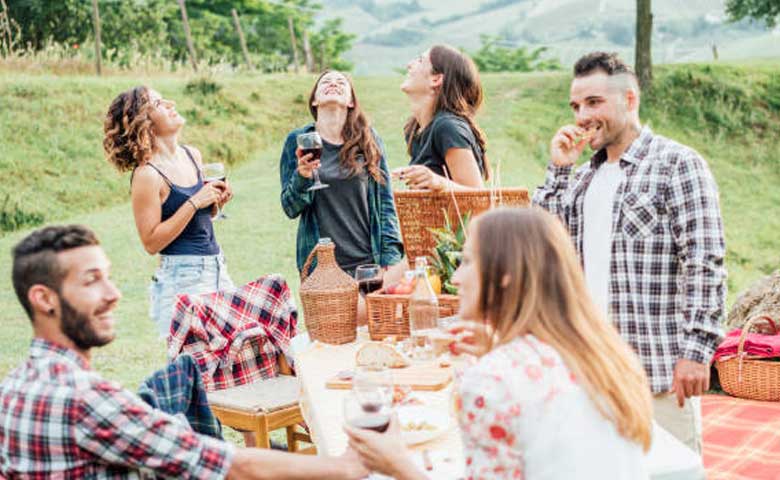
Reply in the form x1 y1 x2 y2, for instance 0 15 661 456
408 111 485 178
312 140 373 275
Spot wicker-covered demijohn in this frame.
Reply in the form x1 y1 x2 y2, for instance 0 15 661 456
716 315 780 401
299 238 358 345
394 188 530 262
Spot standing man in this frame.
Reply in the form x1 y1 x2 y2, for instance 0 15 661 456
0 224 366 479
534 52 726 453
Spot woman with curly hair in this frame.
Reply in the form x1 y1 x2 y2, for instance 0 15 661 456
280 71 403 278
103 86 233 338
394 44 490 190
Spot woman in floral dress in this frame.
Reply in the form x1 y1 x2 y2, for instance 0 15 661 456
346 207 653 479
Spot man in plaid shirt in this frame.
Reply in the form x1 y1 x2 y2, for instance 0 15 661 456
533 52 726 453
0 225 367 479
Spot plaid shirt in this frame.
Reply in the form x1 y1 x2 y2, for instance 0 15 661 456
168 275 298 391
533 126 726 393
280 123 404 273
0 339 233 479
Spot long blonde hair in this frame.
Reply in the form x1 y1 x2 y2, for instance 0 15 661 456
472 207 653 451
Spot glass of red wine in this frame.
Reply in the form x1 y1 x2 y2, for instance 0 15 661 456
296 132 328 191
355 264 383 297
202 162 228 220
343 391 391 433
345 365 393 433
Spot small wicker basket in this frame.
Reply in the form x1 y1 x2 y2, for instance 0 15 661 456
394 188 530 261
365 290 459 341
715 315 780 401
299 238 358 345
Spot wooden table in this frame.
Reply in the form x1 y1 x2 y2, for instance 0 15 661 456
292 328 706 479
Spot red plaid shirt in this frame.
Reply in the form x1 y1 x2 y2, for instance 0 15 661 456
168 275 298 391
0 339 233 479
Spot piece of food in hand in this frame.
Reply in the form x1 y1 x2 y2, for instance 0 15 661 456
356 342 410 368
579 125 598 143
428 331 457 357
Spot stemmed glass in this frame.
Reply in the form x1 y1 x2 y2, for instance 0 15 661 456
202 162 228 220
355 264 383 297
297 132 329 191
344 365 393 433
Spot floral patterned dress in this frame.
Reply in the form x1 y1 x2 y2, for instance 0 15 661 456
456 335 648 480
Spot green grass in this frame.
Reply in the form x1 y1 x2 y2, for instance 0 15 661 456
0 64 778 436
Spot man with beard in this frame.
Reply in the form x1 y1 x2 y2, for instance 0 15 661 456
533 52 726 453
0 225 366 479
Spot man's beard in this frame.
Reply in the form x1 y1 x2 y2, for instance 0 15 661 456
60 296 115 350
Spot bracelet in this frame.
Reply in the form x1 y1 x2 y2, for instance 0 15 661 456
187 198 199 211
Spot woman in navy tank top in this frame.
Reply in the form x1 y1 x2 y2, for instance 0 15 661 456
103 86 234 338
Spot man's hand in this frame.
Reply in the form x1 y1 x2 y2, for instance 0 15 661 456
550 125 589 167
671 359 710 407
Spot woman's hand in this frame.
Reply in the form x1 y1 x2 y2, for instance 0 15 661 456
189 180 226 210
395 165 444 191
345 416 420 479
448 321 492 358
296 147 321 179
217 180 233 208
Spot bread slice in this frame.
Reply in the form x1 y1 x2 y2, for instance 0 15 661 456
356 342 410 369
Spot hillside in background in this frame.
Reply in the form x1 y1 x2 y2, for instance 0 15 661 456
317 0 780 74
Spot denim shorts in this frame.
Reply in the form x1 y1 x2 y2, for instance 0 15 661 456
149 253 234 338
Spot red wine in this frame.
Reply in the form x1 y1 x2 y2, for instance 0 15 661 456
204 176 226 184
350 414 390 433
301 147 322 160
358 279 383 296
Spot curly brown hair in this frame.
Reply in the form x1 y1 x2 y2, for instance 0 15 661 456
103 86 156 172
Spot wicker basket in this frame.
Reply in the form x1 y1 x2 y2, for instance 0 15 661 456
716 315 780 401
299 239 358 345
394 188 530 261
365 289 459 341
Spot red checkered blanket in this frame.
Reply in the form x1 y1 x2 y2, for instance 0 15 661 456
703 394 780 480
167 275 298 391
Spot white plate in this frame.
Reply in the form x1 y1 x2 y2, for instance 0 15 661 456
397 405 450 446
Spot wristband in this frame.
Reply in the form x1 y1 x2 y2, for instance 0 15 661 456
187 198 199 211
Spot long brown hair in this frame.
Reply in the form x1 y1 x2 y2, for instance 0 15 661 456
404 45 491 180
471 207 653 451
308 71 384 183
103 86 156 172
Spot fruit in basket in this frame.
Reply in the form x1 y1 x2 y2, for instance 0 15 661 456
427 271 442 295
385 272 416 295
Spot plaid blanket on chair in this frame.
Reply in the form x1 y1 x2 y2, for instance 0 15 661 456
167 275 298 391
137 353 223 439
703 394 780 480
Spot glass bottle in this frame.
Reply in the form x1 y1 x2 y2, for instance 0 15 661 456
408 257 439 360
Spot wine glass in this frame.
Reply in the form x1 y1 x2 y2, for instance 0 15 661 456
297 132 328 191
343 391 391 433
355 264 383 297
202 162 228 220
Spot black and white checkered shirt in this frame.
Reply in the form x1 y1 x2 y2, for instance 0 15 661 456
534 126 726 393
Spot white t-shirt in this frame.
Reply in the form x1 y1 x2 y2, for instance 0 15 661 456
583 161 625 315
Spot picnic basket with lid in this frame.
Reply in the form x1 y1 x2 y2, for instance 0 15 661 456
715 315 780 401
393 187 530 262
299 238 358 344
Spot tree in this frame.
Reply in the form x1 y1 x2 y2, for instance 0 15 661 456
726 0 780 27
635 0 653 91
470 35 561 73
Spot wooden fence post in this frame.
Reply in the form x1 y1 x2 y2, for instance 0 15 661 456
287 16 300 73
177 0 198 72
231 8 253 70
91 0 102 75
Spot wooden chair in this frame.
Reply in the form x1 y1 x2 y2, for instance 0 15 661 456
207 356 314 453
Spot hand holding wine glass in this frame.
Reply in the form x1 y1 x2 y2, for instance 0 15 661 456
296 132 329 191
202 162 229 220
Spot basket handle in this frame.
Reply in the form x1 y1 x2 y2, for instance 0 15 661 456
301 244 320 283
736 315 778 358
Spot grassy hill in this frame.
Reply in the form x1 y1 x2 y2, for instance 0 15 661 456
0 63 779 396
318 0 780 74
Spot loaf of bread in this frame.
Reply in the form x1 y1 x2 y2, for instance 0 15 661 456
356 342 410 369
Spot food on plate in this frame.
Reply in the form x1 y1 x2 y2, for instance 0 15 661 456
356 342 410 368
402 420 437 432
